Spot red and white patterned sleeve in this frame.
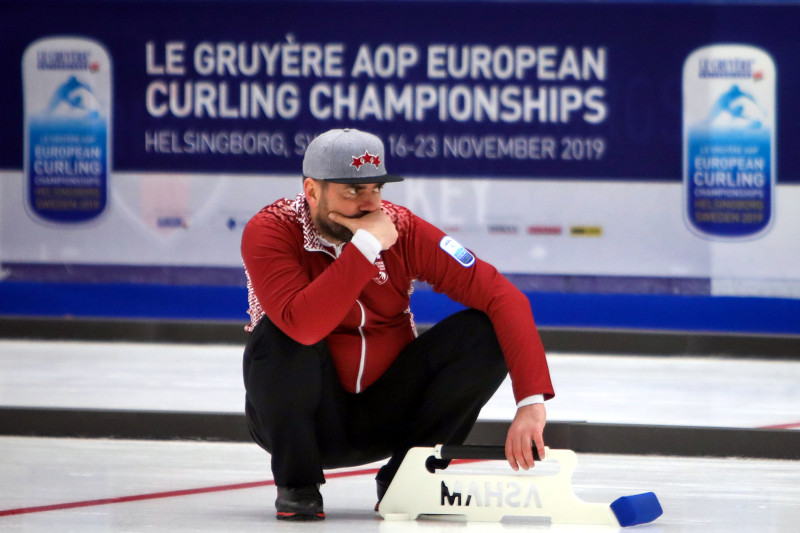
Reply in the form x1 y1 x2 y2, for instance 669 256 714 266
241 204 378 345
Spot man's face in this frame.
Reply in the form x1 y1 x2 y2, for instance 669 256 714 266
308 180 384 243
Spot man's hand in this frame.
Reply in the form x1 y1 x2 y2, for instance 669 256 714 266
505 403 546 471
329 209 398 250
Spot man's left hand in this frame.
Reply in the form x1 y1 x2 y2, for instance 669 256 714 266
504 403 546 471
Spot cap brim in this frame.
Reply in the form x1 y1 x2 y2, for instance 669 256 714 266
324 173 404 184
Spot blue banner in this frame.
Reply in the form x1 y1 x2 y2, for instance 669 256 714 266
1 1 799 181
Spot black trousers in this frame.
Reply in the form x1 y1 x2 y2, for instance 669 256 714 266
242 309 508 488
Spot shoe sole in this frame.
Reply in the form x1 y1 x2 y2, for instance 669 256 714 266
276 511 325 521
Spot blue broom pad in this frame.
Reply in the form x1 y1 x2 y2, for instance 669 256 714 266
610 492 663 527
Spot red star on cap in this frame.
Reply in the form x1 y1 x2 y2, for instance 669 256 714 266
351 151 381 171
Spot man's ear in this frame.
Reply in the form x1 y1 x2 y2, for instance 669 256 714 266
304 177 319 208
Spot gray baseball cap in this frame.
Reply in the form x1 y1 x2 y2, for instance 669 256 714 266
302 128 403 184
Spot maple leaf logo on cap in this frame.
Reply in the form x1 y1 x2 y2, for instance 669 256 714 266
351 151 381 171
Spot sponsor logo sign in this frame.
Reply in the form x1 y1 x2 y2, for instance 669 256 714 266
683 45 776 240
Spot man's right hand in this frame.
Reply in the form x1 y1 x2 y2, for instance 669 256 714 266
329 210 398 250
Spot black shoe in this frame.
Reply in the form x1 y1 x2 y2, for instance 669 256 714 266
275 485 325 521
374 478 390 511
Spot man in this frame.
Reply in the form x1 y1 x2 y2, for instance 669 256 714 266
241 128 554 521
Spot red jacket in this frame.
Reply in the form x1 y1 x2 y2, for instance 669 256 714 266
241 194 554 402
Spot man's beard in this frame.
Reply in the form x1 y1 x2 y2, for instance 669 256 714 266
313 213 354 243
313 198 354 243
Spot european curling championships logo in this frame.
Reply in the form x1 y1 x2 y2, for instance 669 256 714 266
682 45 776 240
22 37 112 224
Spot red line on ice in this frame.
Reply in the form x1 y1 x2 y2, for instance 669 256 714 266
0 467 380 517
759 421 800 430
0 456 488 518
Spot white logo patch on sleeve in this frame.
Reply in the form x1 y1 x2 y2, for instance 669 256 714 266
439 236 475 267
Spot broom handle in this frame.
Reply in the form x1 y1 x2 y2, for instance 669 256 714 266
437 444 541 461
